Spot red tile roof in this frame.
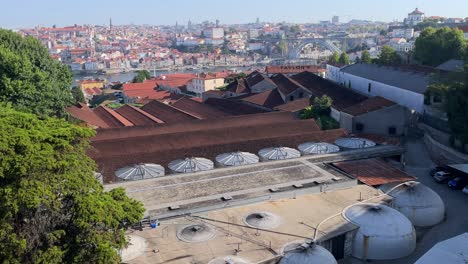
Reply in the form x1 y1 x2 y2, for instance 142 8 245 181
292 71 367 110
271 74 308 97
333 158 416 186
92 111 299 142
225 79 250 94
93 106 134 128
342 96 396 116
275 98 311 113
65 103 109 128
171 97 231 119
90 119 336 183
140 100 197 123
241 89 285 109
115 105 164 126
205 98 269 115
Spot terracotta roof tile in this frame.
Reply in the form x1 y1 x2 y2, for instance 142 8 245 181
115 105 164 126
171 97 231 119
65 103 109 128
342 96 396 116
93 106 134 128
275 97 311 112
271 74 308 97
292 71 367 110
333 158 416 186
140 100 197 123
241 89 285 109
205 98 269 115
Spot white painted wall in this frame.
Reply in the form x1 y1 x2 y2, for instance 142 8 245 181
337 72 425 113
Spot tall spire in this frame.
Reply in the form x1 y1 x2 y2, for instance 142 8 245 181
109 17 113 31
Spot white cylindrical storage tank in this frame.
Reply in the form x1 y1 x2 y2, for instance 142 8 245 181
115 163 165 181
298 142 340 155
258 147 301 161
343 203 416 260
334 137 376 149
168 157 214 174
215 151 259 167
381 181 445 227
279 241 337 264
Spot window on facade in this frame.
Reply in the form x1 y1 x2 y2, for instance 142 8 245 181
298 92 304 98
388 126 397 135
433 93 442 103
368 83 372 93
289 95 294 101
355 123 364 131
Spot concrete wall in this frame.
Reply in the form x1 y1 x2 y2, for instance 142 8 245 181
331 107 341 122
336 72 425 113
352 104 410 136
339 112 354 133
251 80 277 94
424 133 468 164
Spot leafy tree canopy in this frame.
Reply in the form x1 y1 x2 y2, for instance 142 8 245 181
376 45 401 65
414 27 467 66
132 70 152 83
361 50 372 64
0 29 73 117
0 106 144 263
339 52 350 65
328 52 340 64
301 95 333 119
71 86 85 104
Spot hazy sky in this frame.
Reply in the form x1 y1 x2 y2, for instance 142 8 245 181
2 0 467 28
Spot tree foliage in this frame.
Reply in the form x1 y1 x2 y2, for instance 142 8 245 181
132 70 151 83
361 50 372 64
328 52 340 64
339 52 350 65
0 107 144 263
428 65 468 144
0 29 73 117
376 45 401 65
71 86 85 104
414 27 467 66
301 95 333 119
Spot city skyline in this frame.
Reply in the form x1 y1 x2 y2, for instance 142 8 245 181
2 0 468 28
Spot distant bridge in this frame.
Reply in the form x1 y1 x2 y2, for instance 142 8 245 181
286 38 342 60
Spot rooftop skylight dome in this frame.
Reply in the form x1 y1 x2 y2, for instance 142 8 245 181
298 142 340 155
258 147 301 161
176 223 217 243
215 151 259 167
168 157 214 173
115 163 165 181
334 137 376 149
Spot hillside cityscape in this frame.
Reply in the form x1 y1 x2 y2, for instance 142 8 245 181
0 2 468 264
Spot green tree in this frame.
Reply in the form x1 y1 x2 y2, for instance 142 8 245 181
0 29 73 117
339 52 350 65
71 86 85 104
132 70 151 83
301 95 333 119
221 43 231 55
414 27 467 66
361 50 372 64
328 52 340 64
277 39 288 56
0 106 144 263
377 45 401 65
428 65 468 144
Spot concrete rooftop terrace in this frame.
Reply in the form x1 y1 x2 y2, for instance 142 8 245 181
105 145 404 218
124 185 388 264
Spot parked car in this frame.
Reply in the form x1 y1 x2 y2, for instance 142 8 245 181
448 177 468 190
463 185 468 195
433 171 454 183
430 166 448 177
